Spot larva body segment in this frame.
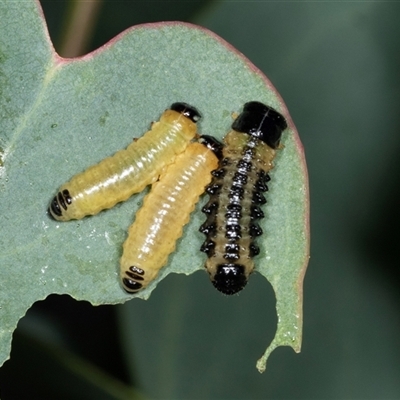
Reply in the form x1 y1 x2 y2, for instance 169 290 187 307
120 136 222 294
49 103 201 221
200 101 288 295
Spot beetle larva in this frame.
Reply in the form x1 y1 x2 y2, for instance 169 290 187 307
48 102 201 221
200 101 288 295
120 135 223 294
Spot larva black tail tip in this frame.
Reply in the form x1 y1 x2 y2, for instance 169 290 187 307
170 102 201 123
199 135 224 159
122 277 143 294
200 239 216 257
48 208 57 220
212 264 248 295
49 196 62 219
232 101 287 149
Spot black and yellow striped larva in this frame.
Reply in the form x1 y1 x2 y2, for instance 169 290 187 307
200 101 288 295
120 135 223 294
48 103 201 221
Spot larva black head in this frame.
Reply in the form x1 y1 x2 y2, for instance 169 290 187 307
212 263 248 295
199 135 224 159
232 101 287 149
170 102 201 123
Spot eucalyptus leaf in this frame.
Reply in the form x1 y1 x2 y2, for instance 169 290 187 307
0 0 309 372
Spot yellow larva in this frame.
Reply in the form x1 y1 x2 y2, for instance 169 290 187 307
120 136 222 293
49 103 201 221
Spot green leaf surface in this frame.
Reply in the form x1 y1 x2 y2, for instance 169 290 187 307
0 0 309 372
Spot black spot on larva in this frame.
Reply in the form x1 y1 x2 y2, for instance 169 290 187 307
249 223 263 237
254 176 268 192
250 205 264 219
220 158 231 167
223 243 241 261
211 168 226 178
257 170 267 181
226 218 239 227
129 266 144 275
199 220 217 236
243 147 255 159
249 243 260 257
62 189 72 204
233 171 248 185
170 102 201 123
202 201 219 215
225 204 242 220
223 252 240 261
225 242 240 251
237 159 252 172
122 278 143 292
225 224 241 239
231 101 287 149
200 239 215 256
252 191 266 205
227 203 242 212
229 185 244 199
57 192 68 211
206 183 222 195
212 264 248 295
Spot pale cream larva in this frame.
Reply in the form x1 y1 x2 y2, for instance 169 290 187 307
120 136 222 293
48 103 201 221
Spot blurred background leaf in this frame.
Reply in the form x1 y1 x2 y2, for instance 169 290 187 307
2 0 400 399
